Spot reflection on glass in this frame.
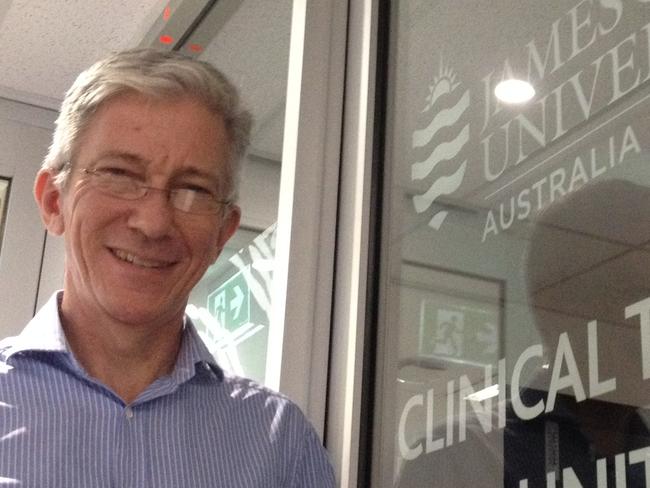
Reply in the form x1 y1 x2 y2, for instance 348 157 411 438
188 224 276 383
375 1 650 486
493 79 535 104
183 0 291 385
397 264 502 374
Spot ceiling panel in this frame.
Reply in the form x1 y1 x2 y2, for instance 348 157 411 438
192 0 292 160
0 0 167 108
0 0 290 162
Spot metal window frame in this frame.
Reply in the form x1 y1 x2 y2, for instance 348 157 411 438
271 2 383 486
267 0 349 437
326 0 380 486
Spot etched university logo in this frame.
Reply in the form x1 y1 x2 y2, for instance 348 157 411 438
411 60 469 230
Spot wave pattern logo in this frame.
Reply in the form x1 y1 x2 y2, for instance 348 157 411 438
412 60 469 230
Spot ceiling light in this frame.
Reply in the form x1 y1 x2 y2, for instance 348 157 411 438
464 384 499 402
494 79 535 104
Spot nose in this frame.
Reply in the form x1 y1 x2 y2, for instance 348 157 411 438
126 189 175 239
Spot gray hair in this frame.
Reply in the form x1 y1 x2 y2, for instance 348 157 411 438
42 48 252 202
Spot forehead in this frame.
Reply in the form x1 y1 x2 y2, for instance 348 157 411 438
75 92 230 176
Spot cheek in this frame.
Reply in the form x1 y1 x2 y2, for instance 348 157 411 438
66 212 99 270
65 195 120 263
185 226 221 263
62 198 88 253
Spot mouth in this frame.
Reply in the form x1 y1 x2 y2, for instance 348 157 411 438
110 248 176 269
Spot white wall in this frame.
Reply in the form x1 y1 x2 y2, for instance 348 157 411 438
0 98 57 336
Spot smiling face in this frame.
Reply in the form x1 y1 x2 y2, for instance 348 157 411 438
36 92 240 329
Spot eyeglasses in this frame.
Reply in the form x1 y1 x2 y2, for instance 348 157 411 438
80 167 230 215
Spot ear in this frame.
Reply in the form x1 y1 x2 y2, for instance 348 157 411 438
34 169 65 235
211 204 241 263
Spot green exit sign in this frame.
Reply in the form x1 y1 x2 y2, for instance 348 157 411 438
207 267 251 331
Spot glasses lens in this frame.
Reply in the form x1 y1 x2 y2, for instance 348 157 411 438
89 171 141 200
85 169 224 214
171 189 221 214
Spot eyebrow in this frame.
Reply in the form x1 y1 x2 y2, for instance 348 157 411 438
92 150 147 167
93 152 217 178
173 166 218 181
93 150 220 185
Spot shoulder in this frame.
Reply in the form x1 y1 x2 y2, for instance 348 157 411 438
218 372 289 400
210 373 328 454
216 375 336 485
219 371 286 398
216 372 306 424
210 373 336 484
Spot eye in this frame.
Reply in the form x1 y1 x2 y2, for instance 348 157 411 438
179 182 215 196
96 166 138 178
92 156 145 179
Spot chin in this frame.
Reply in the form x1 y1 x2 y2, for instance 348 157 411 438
100 294 185 327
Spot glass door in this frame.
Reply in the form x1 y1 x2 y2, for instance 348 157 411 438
370 1 650 486
162 1 344 418
177 0 292 386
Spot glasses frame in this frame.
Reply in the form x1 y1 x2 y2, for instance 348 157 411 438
79 166 231 216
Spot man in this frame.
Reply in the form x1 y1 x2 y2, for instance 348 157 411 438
0 48 335 487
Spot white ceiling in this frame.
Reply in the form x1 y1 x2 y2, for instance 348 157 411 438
196 0 291 161
0 0 290 159
0 0 167 108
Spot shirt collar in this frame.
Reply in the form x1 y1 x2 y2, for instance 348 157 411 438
171 316 224 384
1 291 223 384
0 291 68 358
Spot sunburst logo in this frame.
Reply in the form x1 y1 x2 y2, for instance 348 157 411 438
412 59 469 230
422 64 459 112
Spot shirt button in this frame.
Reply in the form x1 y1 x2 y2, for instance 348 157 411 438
125 406 134 419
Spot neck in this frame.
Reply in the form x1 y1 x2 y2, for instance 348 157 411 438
59 298 184 404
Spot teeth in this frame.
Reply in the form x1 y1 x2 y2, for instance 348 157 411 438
112 249 170 268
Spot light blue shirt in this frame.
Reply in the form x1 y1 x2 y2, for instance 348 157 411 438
0 293 336 487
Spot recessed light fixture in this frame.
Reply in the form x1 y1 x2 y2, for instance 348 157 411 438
494 79 535 104
464 384 499 402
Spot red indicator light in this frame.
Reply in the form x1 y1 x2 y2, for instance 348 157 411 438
159 34 174 45
163 6 171 21
189 44 203 53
